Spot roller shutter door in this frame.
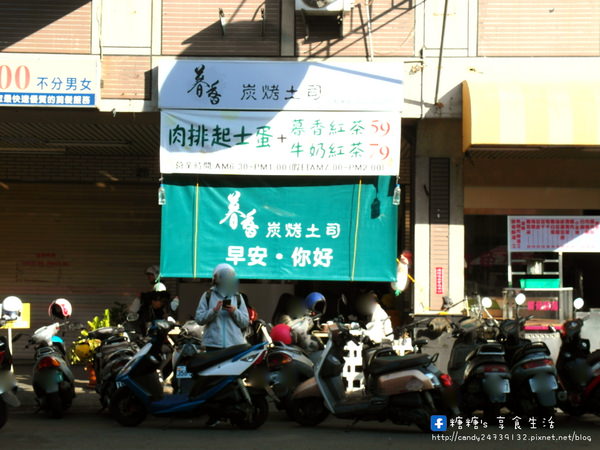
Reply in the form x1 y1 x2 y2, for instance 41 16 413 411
0 182 160 360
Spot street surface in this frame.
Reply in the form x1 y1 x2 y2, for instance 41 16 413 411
1 364 598 449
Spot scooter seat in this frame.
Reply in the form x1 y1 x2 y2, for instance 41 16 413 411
511 341 550 364
88 326 123 341
367 353 431 376
187 344 251 373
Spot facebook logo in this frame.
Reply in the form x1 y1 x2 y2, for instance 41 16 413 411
430 415 447 432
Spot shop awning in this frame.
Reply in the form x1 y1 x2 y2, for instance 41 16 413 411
462 80 600 152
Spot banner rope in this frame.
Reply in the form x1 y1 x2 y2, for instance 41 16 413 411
351 178 363 281
193 182 200 278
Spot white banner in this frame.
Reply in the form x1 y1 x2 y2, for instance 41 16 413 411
0 54 99 108
509 216 600 253
158 60 403 111
160 110 401 176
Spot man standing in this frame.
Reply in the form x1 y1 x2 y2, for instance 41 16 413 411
195 263 249 351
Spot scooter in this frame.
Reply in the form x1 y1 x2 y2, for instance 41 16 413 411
289 321 458 432
171 320 203 394
85 325 139 409
28 322 76 418
555 298 600 416
0 334 20 430
110 319 270 429
500 294 560 417
0 296 24 429
267 340 315 417
447 297 511 418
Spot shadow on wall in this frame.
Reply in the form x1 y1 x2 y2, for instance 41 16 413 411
172 0 281 57
0 1 91 52
295 0 415 58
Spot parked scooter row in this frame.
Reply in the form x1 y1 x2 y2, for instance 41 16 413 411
4 293 600 432
447 294 561 418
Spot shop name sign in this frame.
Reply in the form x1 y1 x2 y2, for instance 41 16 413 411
158 60 403 111
0 54 99 108
160 110 400 176
509 216 600 253
160 177 397 282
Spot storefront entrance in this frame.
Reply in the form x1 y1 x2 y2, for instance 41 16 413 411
563 253 600 310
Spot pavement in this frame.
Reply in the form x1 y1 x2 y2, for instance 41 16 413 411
1 363 599 450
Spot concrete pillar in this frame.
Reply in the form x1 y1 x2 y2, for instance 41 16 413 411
413 119 464 314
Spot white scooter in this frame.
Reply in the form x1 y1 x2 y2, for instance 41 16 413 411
0 296 23 429
290 321 458 431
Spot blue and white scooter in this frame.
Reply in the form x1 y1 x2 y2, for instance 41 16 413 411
110 319 270 429
27 298 77 418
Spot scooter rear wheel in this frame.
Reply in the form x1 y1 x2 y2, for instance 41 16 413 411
559 401 585 417
0 397 7 429
45 392 64 419
232 395 269 430
110 387 147 427
289 398 329 427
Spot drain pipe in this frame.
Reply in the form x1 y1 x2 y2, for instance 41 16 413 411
365 0 374 62
433 0 449 106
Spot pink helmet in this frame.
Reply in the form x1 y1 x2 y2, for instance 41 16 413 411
270 324 293 345
48 298 72 320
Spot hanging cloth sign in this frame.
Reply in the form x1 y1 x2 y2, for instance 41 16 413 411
160 176 397 281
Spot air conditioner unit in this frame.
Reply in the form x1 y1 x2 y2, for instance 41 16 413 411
295 0 355 16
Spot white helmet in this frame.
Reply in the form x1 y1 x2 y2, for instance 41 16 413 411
153 282 167 292
48 298 72 320
1 296 23 321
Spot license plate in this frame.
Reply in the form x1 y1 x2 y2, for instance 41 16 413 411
176 366 192 379
529 374 558 393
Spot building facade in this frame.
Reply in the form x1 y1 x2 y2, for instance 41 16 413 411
1 1 600 353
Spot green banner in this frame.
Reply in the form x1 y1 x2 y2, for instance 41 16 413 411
160 176 397 281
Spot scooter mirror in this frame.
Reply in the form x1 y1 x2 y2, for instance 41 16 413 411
515 293 526 306
481 297 493 309
573 297 584 310
442 296 453 311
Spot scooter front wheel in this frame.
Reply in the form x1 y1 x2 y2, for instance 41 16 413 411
232 395 269 430
0 397 7 429
110 387 147 427
289 398 329 427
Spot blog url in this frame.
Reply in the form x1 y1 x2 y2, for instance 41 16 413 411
431 431 592 442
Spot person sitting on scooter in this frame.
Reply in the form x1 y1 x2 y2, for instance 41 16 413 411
128 264 163 317
137 284 177 334
195 263 249 352
349 291 393 344
284 292 327 352
272 294 306 325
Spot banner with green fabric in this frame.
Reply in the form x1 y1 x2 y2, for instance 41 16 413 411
160 176 397 281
